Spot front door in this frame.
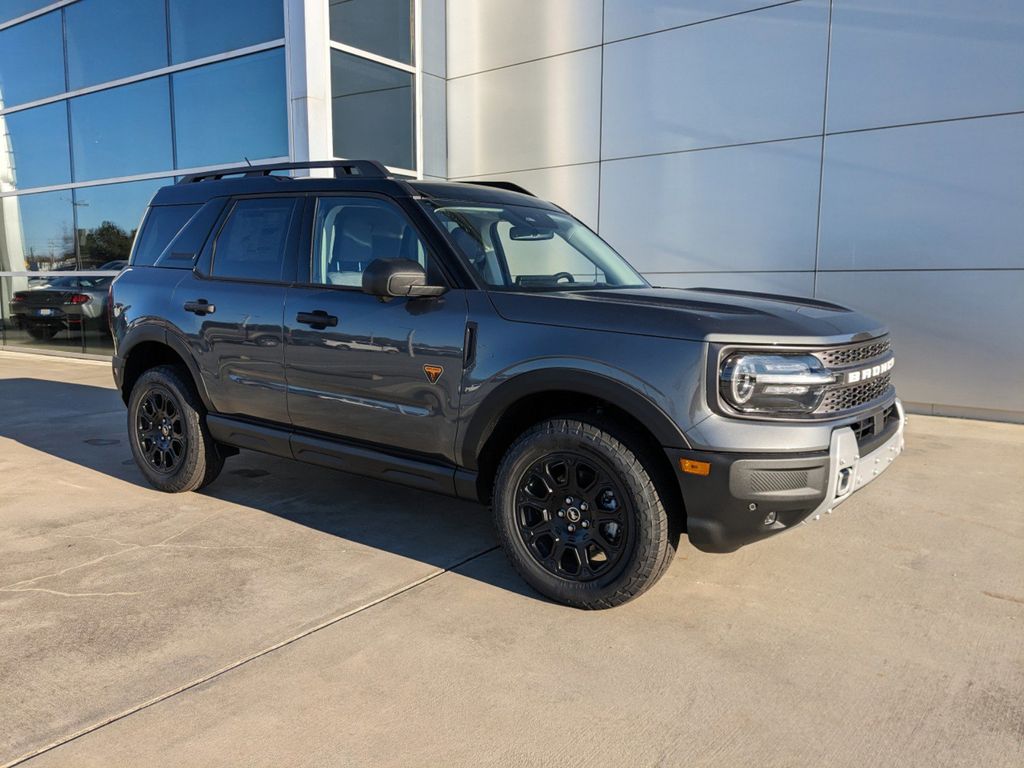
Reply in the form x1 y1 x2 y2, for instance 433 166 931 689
284 195 467 463
173 195 303 425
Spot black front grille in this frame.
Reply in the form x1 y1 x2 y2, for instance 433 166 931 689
818 374 893 414
816 336 892 368
848 404 900 453
850 404 897 442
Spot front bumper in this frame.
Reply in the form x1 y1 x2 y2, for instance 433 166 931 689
670 399 906 553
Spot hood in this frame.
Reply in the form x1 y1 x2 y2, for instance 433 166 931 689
488 286 886 345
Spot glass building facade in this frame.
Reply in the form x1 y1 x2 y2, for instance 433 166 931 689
1 0 439 355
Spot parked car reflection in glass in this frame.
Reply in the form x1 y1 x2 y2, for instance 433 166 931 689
8 274 115 342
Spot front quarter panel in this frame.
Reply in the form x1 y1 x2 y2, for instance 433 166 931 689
457 293 706 468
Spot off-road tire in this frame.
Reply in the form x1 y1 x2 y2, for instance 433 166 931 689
127 364 224 492
493 418 676 609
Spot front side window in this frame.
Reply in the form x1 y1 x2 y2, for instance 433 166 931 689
312 197 431 287
421 202 648 291
212 198 299 282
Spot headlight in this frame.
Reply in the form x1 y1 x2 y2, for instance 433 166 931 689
719 353 835 414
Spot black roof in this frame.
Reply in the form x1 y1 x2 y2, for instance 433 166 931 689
148 159 557 210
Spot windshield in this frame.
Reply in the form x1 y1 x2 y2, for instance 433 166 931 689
420 201 647 291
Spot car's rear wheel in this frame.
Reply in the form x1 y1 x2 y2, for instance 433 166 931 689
493 418 676 609
127 364 224 492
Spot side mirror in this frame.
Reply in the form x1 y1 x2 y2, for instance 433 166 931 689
361 258 446 300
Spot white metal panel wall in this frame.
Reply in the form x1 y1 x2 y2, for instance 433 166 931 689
446 0 602 78
446 48 601 178
601 0 828 158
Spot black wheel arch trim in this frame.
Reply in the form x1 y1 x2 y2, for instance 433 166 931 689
118 322 214 411
461 369 691 470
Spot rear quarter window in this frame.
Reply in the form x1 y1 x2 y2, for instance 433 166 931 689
131 204 201 266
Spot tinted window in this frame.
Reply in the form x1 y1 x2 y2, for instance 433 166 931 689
0 190 75 272
4 101 72 189
0 12 65 107
70 77 173 181
172 49 288 169
132 204 201 266
312 197 429 287
65 0 168 90
74 179 165 268
331 51 415 170
329 0 413 64
212 198 299 282
168 0 284 63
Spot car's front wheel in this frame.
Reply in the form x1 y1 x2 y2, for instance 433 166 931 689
493 418 677 609
127 364 224 492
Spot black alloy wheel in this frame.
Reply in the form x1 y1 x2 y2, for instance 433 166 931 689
135 386 186 473
514 452 633 581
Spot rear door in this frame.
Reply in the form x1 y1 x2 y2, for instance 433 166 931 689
172 195 302 424
283 195 468 463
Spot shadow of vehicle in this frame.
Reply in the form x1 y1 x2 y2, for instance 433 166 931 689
0 376 535 600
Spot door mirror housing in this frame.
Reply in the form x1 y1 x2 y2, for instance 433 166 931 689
361 258 446 300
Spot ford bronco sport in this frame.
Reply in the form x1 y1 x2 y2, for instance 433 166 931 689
110 160 905 609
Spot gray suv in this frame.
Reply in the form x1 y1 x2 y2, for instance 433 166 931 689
110 160 905 609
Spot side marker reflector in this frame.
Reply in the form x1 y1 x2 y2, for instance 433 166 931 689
681 459 710 476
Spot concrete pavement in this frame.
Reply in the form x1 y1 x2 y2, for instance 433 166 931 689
0 351 1021 767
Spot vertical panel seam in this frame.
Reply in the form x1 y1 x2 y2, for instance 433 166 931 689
596 0 605 232
812 0 834 297
59 3 86 351
165 0 178 171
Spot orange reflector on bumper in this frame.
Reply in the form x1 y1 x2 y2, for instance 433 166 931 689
681 459 711 476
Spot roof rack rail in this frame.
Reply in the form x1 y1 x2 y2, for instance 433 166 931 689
460 180 534 197
177 160 390 184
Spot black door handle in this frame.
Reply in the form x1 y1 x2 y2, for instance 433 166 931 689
296 310 338 329
183 299 215 315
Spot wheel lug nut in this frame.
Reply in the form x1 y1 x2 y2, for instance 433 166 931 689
581 521 589 528
580 502 588 511
557 510 564 517
567 524 576 533
564 497 572 505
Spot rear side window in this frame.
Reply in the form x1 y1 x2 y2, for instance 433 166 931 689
131 204 201 266
211 197 300 282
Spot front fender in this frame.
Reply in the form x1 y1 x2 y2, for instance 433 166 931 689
459 361 691 470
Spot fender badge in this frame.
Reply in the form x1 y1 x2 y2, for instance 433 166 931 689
423 364 444 384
